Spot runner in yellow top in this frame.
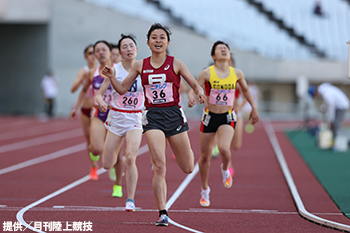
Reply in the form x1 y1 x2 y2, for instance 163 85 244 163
188 40 259 207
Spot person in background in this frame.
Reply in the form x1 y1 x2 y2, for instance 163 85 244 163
313 0 324 17
41 69 59 118
111 43 122 64
241 81 260 119
308 83 349 140
70 41 124 189
70 44 98 180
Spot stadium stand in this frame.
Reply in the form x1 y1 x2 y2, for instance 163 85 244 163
82 0 350 61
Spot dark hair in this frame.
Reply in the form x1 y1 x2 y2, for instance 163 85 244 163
117 34 137 51
110 43 119 49
93 40 112 52
83 44 93 55
146 23 171 42
211 41 230 56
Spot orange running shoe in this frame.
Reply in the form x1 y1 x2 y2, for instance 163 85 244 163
229 167 234 177
199 187 210 207
90 167 98 180
221 164 232 188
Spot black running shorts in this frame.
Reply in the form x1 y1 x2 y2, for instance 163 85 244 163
143 105 189 138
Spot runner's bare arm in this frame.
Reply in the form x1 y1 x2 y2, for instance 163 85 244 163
71 68 86 93
236 69 259 125
187 68 209 108
70 70 92 119
174 59 206 105
102 61 141 95
95 77 111 113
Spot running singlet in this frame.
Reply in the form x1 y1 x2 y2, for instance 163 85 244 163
84 65 93 98
91 65 113 106
112 62 144 111
205 65 237 106
141 55 180 109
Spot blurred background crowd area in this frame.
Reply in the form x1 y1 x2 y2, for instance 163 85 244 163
0 0 349 121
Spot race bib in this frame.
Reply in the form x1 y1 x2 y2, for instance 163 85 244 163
94 89 114 106
201 110 211 126
144 82 173 104
209 89 235 106
116 92 143 109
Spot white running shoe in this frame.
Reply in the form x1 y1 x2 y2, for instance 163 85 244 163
200 187 210 207
125 201 135 212
221 164 232 188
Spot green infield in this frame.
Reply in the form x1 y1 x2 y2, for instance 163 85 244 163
286 130 350 219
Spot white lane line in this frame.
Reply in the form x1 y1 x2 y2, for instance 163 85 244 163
0 122 77 141
16 172 102 233
166 163 203 233
166 163 199 210
0 129 83 154
16 142 201 232
6 205 345 216
16 144 149 233
0 143 86 175
264 121 350 232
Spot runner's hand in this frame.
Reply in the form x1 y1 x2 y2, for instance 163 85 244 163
99 102 108 113
69 109 77 119
102 65 113 79
249 108 259 125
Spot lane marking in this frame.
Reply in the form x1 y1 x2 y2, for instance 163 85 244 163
166 163 203 233
264 121 350 232
0 129 83 154
0 122 75 141
16 171 105 233
167 163 199 210
15 141 201 232
0 143 86 175
6 205 345 216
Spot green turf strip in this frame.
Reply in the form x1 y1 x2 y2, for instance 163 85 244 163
285 130 350 219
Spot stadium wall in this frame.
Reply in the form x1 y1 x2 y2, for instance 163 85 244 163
0 0 348 117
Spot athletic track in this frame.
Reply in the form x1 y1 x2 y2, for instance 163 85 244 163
0 116 349 233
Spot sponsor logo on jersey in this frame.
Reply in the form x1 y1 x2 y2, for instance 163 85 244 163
143 69 154 73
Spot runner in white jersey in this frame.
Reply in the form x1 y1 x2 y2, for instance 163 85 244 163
95 34 143 212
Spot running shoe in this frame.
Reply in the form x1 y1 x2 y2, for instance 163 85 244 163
212 145 219 158
89 167 98 181
89 152 100 162
125 201 135 212
156 214 168 226
200 187 210 207
221 164 232 188
109 167 116 181
229 167 235 177
112 185 123 198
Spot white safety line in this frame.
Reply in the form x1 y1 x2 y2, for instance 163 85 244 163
166 163 199 210
264 121 350 232
0 122 74 141
0 143 86 175
166 163 203 233
0 129 83 154
16 172 103 233
15 142 201 233
6 205 345 216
